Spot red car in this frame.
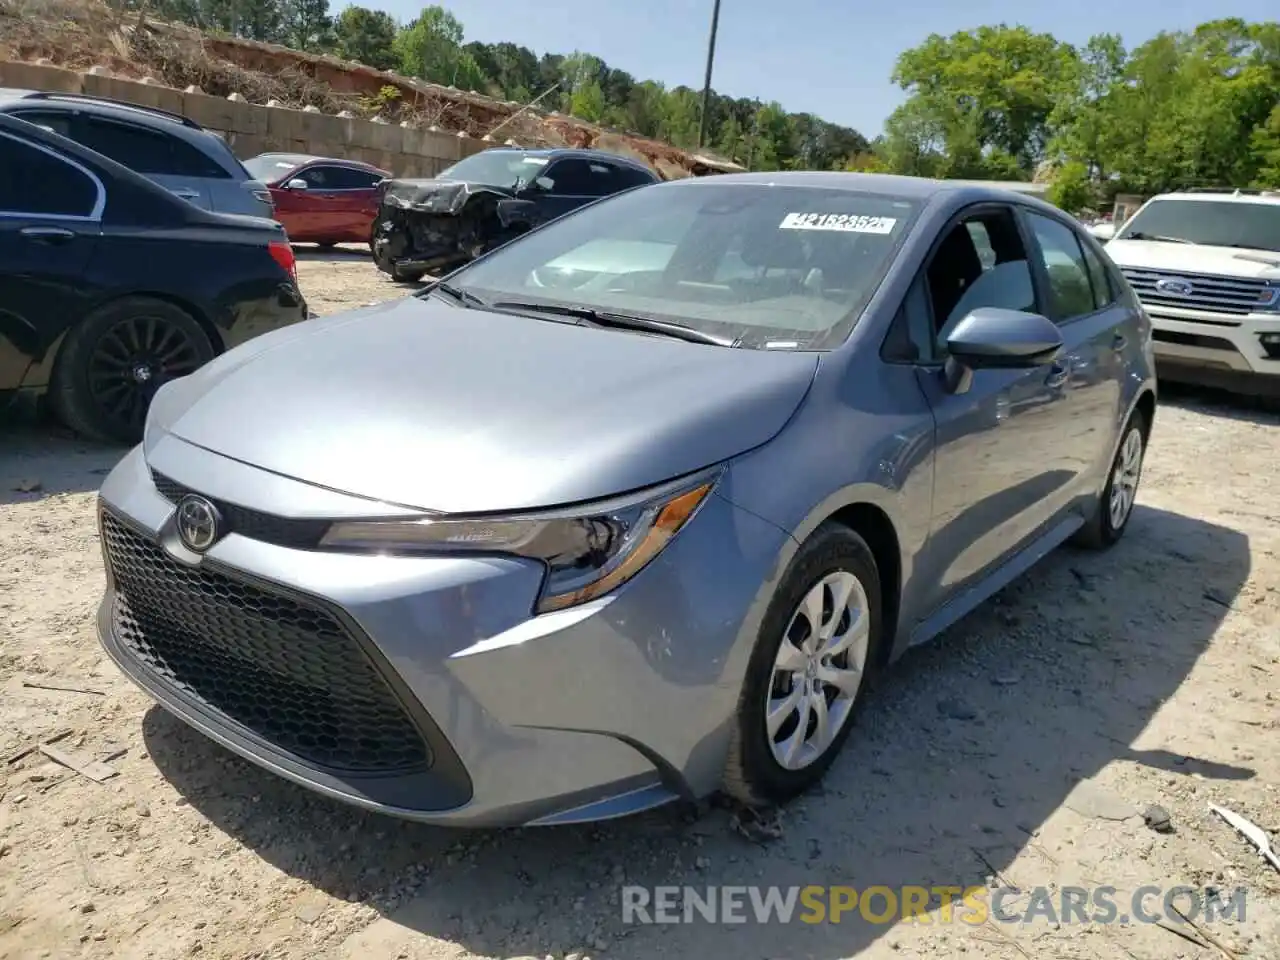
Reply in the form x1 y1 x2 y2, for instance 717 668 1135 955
243 153 390 247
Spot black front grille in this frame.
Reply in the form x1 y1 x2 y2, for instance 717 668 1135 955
101 511 431 775
151 471 329 550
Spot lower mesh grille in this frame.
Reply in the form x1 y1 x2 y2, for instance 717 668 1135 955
100 510 430 775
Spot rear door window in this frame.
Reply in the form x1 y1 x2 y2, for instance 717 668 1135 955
1079 239 1115 310
76 117 228 179
1026 212 1099 322
8 109 73 137
609 164 656 190
0 132 100 218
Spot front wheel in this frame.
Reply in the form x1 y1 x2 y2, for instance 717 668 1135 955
723 522 882 807
49 297 214 445
1072 407 1148 549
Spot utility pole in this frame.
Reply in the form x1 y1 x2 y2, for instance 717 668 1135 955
697 0 722 149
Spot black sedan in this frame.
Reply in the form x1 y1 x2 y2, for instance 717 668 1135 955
0 113 308 444
372 146 659 282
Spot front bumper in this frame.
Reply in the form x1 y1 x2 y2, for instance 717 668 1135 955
95 439 790 826
1144 304 1280 393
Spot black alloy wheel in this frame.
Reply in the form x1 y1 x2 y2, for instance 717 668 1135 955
51 297 215 444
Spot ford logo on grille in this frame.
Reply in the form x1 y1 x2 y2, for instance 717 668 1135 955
176 495 221 552
1155 277 1195 297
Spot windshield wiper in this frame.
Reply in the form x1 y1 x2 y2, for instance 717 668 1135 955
487 299 735 346
427 281 488 309
1123 232 1195 244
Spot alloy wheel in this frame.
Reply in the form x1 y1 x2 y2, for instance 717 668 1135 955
766 570 871 771
1108 426 1144 530
87 314 204 437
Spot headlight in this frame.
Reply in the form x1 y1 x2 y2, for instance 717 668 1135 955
319 473 718 613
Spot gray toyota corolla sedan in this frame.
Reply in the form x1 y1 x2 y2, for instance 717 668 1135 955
95 172 1156 827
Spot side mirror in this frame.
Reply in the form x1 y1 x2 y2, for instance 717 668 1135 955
285 178 309 191
943 307 1063 394
531 176 554 192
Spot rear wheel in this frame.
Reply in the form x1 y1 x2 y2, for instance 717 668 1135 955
50 297 214 445
723 523 882 806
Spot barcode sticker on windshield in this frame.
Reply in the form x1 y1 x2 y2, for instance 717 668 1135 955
779 213 897 234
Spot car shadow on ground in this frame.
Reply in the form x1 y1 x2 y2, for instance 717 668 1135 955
1157 381 1280 426
0 402 125 505
293 244 373 262
141 503 1250 959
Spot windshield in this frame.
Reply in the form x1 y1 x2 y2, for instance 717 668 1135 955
443 182 920 350
436 150 551 189
1117 198 1280 252
242 154 309 183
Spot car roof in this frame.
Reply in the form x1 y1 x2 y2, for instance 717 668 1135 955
657 169 1071 210
0 89 211 135
252 152 383 170
477 145 657 177
0 112 279 231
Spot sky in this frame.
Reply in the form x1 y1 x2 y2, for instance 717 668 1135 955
357 0 1275 139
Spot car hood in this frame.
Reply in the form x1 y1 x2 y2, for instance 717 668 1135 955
380 178 514 215
1106 239 1280 278
149 296 820 514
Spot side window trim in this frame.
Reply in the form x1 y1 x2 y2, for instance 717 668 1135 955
1018 206 1110 325
1078 232 1117 308
0 130 106 221
1074 231 1102 311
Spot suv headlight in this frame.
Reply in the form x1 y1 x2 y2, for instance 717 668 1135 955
320 472 719 613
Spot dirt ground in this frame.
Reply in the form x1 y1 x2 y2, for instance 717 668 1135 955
2 249 1279 960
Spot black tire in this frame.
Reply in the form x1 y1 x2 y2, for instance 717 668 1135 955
390 264 427 284
723 522 883 807
49 297 215 445
1071 406 1149 549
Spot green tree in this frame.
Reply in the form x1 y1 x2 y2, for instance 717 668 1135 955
659 87 702 148
394 5 465 84
569 80 607 123
280 0 332 51
1251 104 1280 187
1046 161 1094 212
334 6 399 70
889 24 1079 175
1051 19 1280 194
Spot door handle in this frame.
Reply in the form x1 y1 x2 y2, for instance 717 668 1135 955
1111 333 1128 352
1045 361 1070 389
20 226 75 243
172 189 200 199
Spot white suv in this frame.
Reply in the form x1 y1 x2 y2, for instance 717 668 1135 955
1103 190 1280 399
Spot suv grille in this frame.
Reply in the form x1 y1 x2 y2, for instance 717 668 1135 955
1120 267 1279 317
100 510 430 775
151 470 328 550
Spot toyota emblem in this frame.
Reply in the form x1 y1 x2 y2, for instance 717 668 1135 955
176 495 221 552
